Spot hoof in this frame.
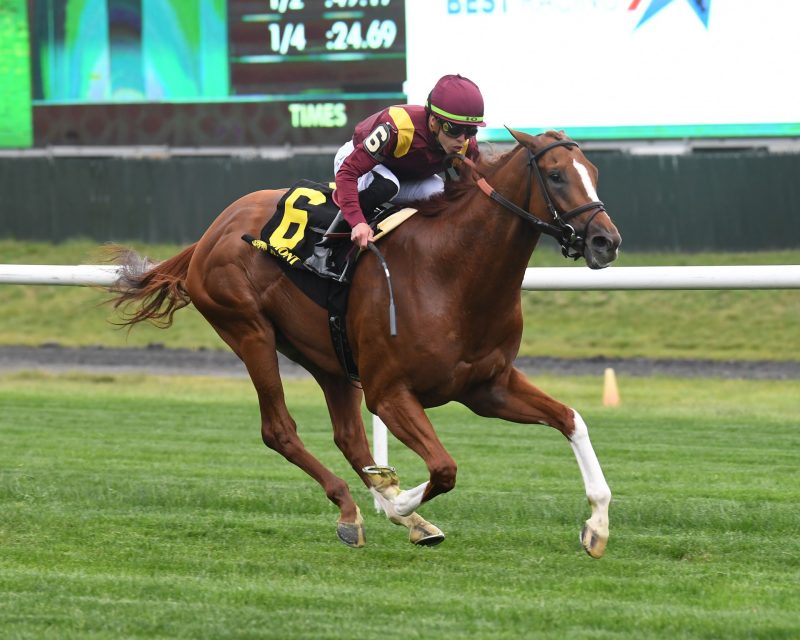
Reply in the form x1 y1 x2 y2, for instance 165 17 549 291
337 507 365 548
406 514 445 546
580 522 608 559
410 526 445 547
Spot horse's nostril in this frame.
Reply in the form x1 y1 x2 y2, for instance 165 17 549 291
591 235 610 250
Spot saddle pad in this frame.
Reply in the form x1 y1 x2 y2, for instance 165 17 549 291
258 179 341 269
254 180 418 275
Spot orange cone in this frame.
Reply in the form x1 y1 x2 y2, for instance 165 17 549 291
602 367 620 407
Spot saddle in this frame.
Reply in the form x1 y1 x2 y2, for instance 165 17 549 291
242 179 416 382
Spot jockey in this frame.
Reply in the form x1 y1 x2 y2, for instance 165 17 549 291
305 74 485 276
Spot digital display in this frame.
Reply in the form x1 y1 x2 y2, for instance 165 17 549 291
407 1 800 142
29 0 229 102
228 0 405 97
22 0 406 147
0 0 33 147
4 1 799 148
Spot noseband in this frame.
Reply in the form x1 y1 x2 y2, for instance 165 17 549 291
465 140 606 259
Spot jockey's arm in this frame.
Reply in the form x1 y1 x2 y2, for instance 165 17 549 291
334 143 384 248
334 145 381 229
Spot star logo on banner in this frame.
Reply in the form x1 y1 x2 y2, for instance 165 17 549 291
629 0 711 29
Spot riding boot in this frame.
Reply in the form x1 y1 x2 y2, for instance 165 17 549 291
304 173 399 278
304 211 347 278
303 245 339 278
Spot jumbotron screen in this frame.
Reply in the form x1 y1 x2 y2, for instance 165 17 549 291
406 1 800 143
1 0 798 148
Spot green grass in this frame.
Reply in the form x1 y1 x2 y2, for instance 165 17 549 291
1 372 799 639
1 239 799 361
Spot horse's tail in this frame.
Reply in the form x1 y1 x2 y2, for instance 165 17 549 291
106 243 197 329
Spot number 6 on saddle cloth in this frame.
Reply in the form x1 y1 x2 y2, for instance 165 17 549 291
242 178 413 284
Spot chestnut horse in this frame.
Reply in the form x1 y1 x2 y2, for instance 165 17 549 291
109 129 621 557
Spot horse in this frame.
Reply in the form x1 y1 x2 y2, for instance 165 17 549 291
108 129 621 557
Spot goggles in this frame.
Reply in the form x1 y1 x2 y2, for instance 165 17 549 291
439 119 478 139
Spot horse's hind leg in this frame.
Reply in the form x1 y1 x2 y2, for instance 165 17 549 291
208 319 365 547
316 374 444 545
465 368 611 558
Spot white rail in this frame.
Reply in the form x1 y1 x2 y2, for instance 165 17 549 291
521 265 800 290
0 264 124 286
3 264 800 289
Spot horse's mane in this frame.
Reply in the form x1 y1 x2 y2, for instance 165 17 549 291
417 130 567 217
415 148 515 217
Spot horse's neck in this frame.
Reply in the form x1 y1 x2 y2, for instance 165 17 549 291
436 148 540 293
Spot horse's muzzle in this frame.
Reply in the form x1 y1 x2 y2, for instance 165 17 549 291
584 223 621 270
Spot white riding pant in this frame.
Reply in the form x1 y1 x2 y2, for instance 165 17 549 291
333 140 445 204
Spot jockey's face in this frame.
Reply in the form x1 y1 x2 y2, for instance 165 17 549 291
429 116 469 155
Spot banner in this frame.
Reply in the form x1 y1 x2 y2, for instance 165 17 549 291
405 1 800 140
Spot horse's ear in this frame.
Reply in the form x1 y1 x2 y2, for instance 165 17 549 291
505 126 536 148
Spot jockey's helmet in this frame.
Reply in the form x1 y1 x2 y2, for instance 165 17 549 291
426 74 485 127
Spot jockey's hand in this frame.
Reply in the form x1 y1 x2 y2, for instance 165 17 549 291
351 222 374 249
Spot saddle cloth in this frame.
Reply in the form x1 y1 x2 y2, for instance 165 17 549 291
244 179 416 281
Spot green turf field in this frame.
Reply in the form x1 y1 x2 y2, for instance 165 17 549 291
1 373 798 639
1 240 799 361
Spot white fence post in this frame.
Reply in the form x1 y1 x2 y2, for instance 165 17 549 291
372 415 389 512
372 415 389 467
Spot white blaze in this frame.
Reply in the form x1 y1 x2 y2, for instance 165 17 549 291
572 159 600 201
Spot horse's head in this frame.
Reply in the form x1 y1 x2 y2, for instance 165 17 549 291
508 128 621 269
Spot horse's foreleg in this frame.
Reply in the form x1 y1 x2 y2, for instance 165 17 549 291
466 367 611 558
371 390 457 518
319 375 444 545
569 410 611 558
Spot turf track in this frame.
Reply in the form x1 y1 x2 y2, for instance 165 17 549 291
1 372 798 639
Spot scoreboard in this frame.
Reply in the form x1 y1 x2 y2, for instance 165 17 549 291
5 0 799 148
22 0 408 147
228 0 405 97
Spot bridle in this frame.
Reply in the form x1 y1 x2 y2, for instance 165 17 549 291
454 140 606 259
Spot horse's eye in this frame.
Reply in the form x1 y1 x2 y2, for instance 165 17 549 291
548 171 562 183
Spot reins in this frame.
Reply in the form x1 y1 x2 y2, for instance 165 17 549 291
451 140 606 259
